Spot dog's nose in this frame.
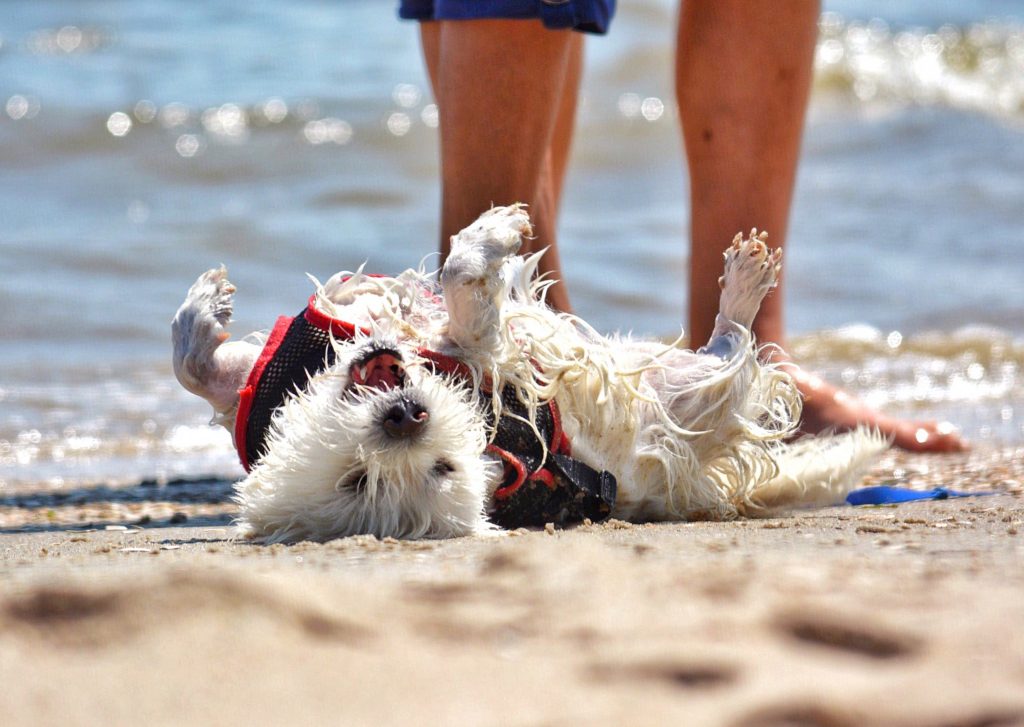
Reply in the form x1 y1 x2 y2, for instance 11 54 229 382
382 398 429 438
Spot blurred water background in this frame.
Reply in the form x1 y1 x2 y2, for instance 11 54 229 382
1 0 1023 490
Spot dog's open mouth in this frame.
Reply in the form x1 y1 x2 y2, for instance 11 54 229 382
350 347 406 390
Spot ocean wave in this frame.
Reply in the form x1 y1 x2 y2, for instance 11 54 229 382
814 14 1024 125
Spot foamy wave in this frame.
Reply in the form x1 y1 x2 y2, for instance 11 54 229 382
791 324 1024 362
815 14 1024 125
0 423 239 491
790 326 1024 443
0 367 242 490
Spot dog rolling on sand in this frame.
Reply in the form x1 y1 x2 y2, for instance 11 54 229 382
172 205 886 542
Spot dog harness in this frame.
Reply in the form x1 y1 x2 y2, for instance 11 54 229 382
234 291 617 528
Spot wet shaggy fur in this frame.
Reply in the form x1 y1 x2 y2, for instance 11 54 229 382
171 205 886 541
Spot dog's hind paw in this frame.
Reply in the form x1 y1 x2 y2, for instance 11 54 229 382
720 229 781 291
718 229 782 329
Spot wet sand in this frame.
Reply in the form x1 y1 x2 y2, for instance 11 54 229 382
2 448 1024 727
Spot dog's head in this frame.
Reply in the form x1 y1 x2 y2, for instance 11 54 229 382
235 336 499 542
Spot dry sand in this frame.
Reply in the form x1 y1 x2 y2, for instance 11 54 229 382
2 447 1024 727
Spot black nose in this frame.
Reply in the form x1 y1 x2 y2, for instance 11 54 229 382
382 397 429 438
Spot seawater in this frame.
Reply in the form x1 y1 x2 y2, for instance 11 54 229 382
1 0 1023 489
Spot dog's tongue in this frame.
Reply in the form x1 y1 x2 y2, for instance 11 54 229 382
352 352 404 390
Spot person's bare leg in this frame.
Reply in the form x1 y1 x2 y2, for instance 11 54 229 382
521 31 582 310
419 21 441 99
429 19 574 312
420 24 580 310
676 1 964 451
549 33 583 215
677 0 813 347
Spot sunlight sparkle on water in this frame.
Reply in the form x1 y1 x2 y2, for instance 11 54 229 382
617 92 642 119
261 98 288 124
175 134 202 158
159 102 190 129
818 38 845 65
640 97 665 122
26 25 105 55
392 83 422 109
106 111 132 137
6 95 28 120
303 118 352 145
421 103 439 128
815 15 1024 122
133 100 157 123
386 112 412 137
201 103 248 140
5 95 38 120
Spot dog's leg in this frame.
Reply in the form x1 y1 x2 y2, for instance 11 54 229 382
699 229 781 358
657 230 784 438
637 231 787 518
171 266 259 415
440 204 532 352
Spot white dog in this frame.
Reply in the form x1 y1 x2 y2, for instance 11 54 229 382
172 205 885 542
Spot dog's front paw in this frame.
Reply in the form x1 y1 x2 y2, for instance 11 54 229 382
172 266 238 396
446 203 532 280
718 230 782 329
472 203 532 263
188 265 236 333
441 205 534 352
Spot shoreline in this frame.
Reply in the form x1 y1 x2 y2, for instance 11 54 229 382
3 445 1022 532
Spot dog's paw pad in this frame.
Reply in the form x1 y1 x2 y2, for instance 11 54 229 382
722 229 780 293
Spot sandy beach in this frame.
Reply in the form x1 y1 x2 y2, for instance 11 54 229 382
2 448 1023 727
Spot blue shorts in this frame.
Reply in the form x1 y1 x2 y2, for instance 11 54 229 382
399 0 615 35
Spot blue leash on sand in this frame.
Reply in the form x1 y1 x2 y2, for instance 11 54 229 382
846 485 997 506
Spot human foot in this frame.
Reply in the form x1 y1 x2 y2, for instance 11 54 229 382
778 361 968 453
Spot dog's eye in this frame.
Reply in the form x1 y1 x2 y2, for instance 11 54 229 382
432 460 456 477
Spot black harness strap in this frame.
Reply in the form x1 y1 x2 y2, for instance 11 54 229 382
482 383 616 527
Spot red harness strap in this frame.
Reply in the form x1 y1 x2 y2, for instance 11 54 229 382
234 314 295 471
